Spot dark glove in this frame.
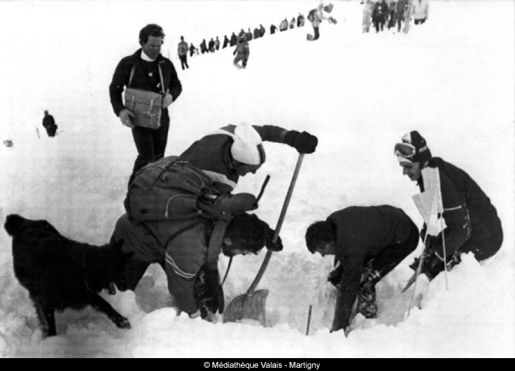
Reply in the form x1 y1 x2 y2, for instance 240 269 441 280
327 264 343 286
204 269 225 314
284 130 318 154
266 233 283 252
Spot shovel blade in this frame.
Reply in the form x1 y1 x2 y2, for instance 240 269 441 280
223 289 269 326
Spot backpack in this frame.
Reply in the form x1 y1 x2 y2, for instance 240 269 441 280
307 9 317 22
124 156 223 223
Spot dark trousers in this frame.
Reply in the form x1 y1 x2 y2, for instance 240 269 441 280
129 116 169 184
370 221 419 278
460 219 503 261
414 18 426 25
373 17 386 32
179 55 189 70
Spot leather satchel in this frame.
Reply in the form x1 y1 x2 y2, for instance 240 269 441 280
123 64 165 129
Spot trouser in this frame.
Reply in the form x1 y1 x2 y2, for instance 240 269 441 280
179 55 189 70
414 18 426 25
129 116 170 185
312 26 320 40
454 218 503 262
396 18 404 32
370 221 420 278
373 17 386 32
233 54 249 67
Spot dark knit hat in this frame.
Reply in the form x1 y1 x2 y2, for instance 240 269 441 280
223 213 271 256
395 130 432 164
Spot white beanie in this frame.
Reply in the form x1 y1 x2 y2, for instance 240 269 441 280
230 123 265 165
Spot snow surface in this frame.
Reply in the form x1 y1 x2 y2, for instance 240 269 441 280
0 0 514 358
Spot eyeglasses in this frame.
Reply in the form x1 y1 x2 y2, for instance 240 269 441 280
394 142 416 159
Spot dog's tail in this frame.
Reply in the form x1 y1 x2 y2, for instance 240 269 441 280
4 214 26 236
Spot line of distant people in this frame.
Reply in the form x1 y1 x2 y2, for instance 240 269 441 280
175 12 308 70
362 0 429 34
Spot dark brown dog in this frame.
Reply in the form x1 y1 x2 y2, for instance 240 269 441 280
4 214 133 337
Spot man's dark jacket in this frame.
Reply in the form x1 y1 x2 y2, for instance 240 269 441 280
329 205 415 330
109 49 182 120
418 157 502 257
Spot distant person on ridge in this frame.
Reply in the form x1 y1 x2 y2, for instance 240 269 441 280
42 110 58 137
177 36 189 70
233 37 250 69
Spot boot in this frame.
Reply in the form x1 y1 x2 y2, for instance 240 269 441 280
356 267 382 319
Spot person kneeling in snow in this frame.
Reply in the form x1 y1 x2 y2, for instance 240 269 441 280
111 212 282 319
394 131 503 280
305 205 419 334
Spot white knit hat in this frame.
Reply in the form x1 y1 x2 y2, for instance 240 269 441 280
230 123 265 165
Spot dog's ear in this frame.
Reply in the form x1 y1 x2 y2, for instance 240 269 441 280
112 239 134 262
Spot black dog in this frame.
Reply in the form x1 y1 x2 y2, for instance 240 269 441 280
4 214 133 337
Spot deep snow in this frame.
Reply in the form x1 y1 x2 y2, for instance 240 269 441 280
0 0 514 358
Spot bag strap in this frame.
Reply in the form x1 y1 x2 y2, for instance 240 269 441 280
127 62 165 95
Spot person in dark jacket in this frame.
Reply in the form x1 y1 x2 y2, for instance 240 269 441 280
306 205 419 334
200 39 208 54
109 24 182 184
42 110 58 137
208 38 215 52
189 43 196 57
230 32 238 46
222 35 229 48
297 13 305 27
372 0 389 32
394 131 503 280
179 122 318 193
259 24 266 37
111 211 282 319
270 24 277 34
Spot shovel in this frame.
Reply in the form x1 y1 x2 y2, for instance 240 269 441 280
223 154 305 325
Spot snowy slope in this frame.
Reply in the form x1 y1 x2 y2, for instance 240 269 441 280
0 0 514 357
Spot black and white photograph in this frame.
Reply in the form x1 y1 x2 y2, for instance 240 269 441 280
0 0 513 358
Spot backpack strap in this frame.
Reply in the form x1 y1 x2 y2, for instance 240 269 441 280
205 219 231 270
127 62 165 95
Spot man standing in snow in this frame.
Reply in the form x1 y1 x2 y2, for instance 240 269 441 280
109 24 183 185
394 131 503 280
305 205 419 333
233 37 250 69
412 0 429 25
111 212 282 319
179 122 318 193
307 3 335 41
177 36 189 70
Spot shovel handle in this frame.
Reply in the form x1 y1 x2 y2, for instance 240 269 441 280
246 153 305 294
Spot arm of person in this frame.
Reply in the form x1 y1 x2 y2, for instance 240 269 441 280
166 61 182 102
434 171 471 259
331 255 364 333
252 125 318 154
109 58 132 116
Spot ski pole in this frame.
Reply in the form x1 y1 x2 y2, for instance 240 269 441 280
406 230 429 318
305 304 313 336
440 216 449 290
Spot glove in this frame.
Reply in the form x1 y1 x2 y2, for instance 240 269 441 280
204 269 224 314
266 233 283 252
119 109 135 128
327 263 343 286
162 92 173 108
284 130 318 154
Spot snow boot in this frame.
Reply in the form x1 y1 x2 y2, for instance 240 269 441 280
356 267 382 319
